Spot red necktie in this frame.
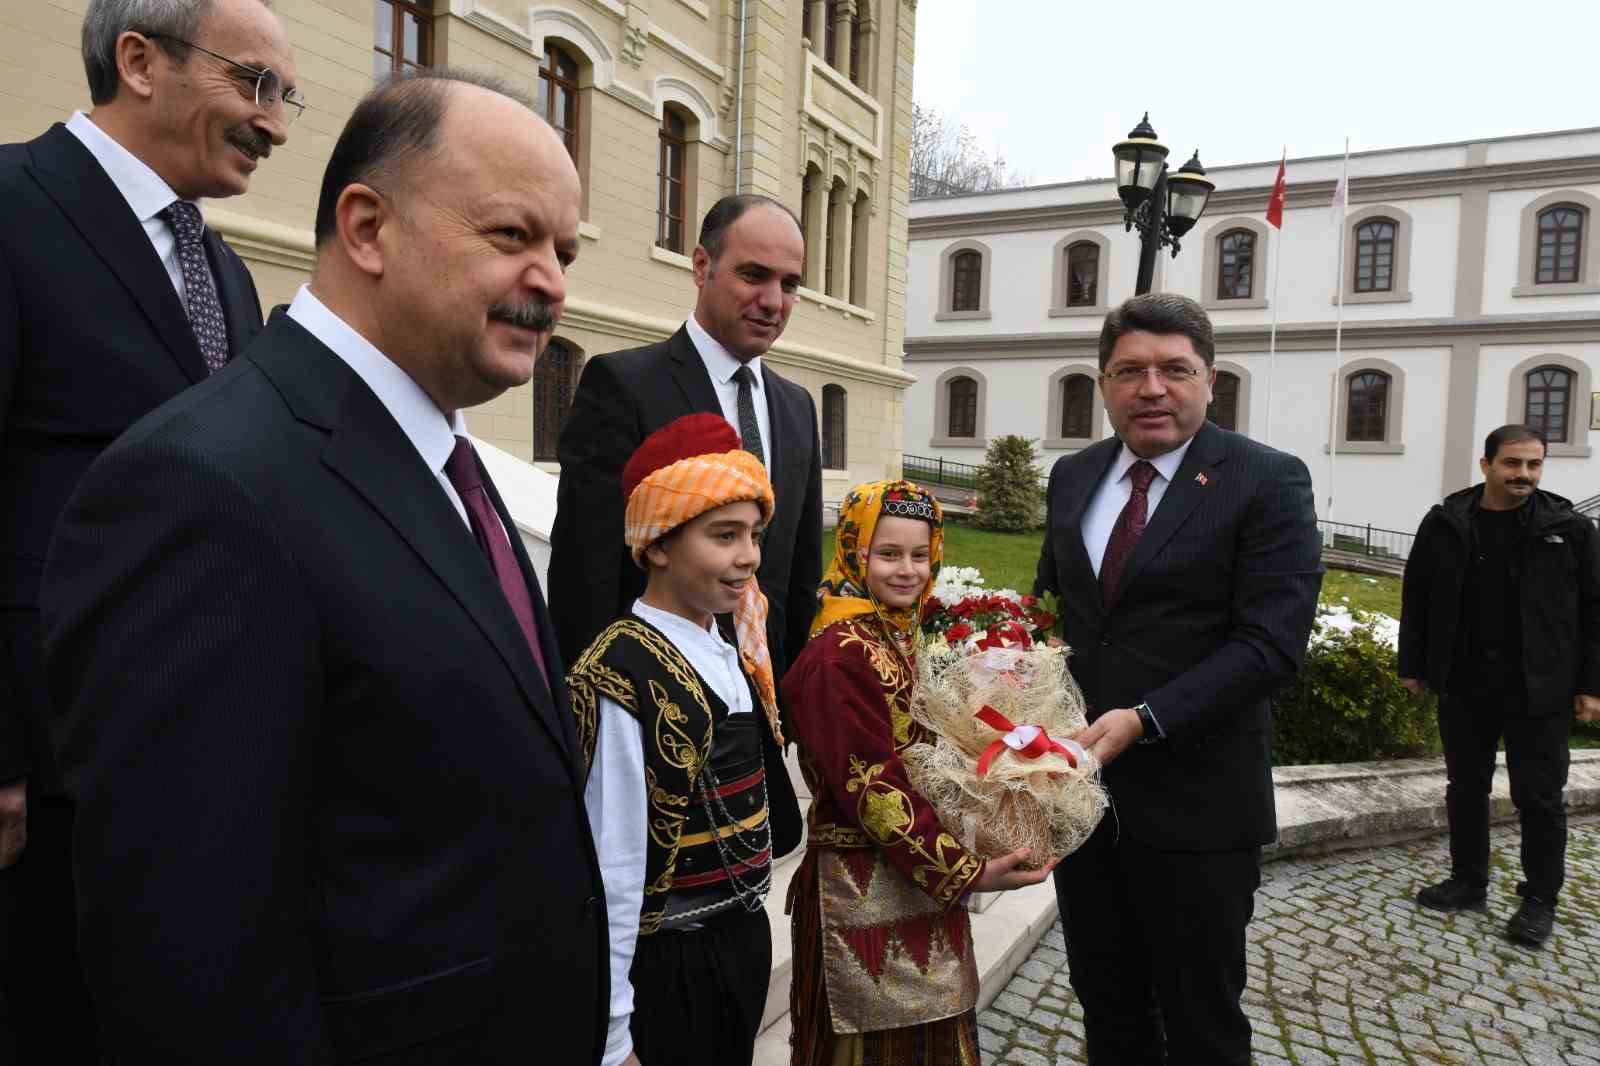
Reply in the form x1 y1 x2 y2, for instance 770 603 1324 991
444 437 550 690
1100 460 1158 601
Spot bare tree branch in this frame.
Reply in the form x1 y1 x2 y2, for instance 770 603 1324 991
911 102 1028 199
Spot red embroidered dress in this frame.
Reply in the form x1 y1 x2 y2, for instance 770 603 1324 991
784 480 983 1065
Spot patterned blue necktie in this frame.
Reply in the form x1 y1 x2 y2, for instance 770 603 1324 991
160 201 230 373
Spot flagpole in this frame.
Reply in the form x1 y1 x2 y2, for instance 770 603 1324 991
1266 149 1285 446
1327 138 1350 522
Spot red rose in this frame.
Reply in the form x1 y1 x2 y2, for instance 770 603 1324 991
923 596 945 618
1021 595 1038 608
947 622 973 641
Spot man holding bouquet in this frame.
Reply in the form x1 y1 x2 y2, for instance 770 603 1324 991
1034 294 1322 1065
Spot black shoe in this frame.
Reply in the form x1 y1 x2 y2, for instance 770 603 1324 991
1416 877 1487 912
1505 896 1555 947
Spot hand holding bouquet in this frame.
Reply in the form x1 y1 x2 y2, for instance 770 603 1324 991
901 590 1108 869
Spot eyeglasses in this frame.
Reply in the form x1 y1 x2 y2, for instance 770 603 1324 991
1101 363 1208 386
145 32 306 126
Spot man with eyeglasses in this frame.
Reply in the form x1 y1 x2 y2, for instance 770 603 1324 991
0 0 296 1058
1033 293 1322 1065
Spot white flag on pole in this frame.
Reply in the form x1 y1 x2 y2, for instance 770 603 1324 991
1330 170 1348 223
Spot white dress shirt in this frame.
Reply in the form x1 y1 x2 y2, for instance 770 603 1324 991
684 313 772 471
1081 437 1195 576
65 111 193 303
286 285 476 528
585 599 754 1066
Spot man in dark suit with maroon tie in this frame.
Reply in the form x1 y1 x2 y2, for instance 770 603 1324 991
40 70 606 1064
1 0 294 1056
1034 293 1323 1065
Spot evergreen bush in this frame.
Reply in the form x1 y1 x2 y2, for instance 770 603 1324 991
1272 621 1439 765
974 435 1042 532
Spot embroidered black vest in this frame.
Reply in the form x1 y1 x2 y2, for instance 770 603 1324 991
568 618 774 935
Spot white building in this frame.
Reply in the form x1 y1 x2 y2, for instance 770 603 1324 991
903 129 1600 538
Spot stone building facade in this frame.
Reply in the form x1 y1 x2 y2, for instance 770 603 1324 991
1 0 921 509
905 129 1600 536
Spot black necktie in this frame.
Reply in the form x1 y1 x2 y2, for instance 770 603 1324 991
731 365 766 466
160 201 230 373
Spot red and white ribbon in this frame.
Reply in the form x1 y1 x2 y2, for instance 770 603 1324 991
973 705 1083 776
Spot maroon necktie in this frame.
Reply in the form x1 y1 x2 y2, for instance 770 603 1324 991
1100 460 1158 601
444 437 550 690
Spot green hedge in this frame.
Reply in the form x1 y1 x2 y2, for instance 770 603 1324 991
1273 622 1439 766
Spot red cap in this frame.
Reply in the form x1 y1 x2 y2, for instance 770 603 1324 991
621 413 743 501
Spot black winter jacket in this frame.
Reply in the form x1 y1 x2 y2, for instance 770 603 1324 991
1398 485 1600 713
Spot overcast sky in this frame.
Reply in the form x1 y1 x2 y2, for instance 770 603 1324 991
912 1 1600 185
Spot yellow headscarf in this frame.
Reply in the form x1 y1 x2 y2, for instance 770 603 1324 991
810 480 944 646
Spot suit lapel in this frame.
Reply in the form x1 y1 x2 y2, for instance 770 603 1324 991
667 326 723 416
306 342 573 762
1065 440 1121 613
759 365 789 490
26 124 209 384
1113 423 1228 602
480 466 581 767
203 228 259 359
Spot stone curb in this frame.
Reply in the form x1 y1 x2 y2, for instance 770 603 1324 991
752 748 1600 1063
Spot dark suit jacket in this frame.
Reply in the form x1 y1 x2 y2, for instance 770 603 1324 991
1034 421 1322 851
40 311 607 1065
548 325 823 680
0 123 263 792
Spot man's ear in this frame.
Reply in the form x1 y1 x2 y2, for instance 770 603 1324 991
114 30 160 103
336 184 391 279
692 245 711 288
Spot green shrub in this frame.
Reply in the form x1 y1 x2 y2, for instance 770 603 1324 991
1272 622 1439 765
974 435 1042 533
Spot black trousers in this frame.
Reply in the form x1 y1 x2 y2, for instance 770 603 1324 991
629 906 770 1066
1052 817 1261 1066
1439 683 1570 901
0 798 99 1065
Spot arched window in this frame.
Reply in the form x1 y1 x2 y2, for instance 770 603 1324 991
1345 371 1390 443
825 0 841 68
950 250 983 312
533 340 581 461
825 180 844 297
1536 206 1584 285
850 191 869 306
822 385 848 469
1524 365 1573 443
539 44 581 162
1216 229 1255 300
1208 371 1240 431
1066 242 1099 307
656 109 688 253
947 376 978 438
848 2 864 85
1059 374 1094 438
1353 218 1396 293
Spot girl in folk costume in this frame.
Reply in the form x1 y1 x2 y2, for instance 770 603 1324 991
568 414 802 1066
785 481 1055 1065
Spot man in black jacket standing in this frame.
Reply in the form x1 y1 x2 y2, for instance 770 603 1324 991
1400 423 1600 947
1 0 290 1056
548 195 822 679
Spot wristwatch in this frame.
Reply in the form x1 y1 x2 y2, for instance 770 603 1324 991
1132 702 1163 745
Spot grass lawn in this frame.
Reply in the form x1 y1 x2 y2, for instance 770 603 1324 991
821 523 1406 612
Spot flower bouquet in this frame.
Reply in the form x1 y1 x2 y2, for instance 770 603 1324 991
900 589 1108 869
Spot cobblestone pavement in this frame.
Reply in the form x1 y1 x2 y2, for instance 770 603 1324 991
979 815 1600 1064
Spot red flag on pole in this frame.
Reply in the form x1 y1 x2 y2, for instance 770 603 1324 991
1265 151 1287 229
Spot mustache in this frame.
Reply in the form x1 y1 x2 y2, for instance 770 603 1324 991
488 300 556 333
1507 479 1535 487
224 125 272 161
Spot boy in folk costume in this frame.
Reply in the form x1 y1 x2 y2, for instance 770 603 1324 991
784 481 1054 1065
569 413 802 1066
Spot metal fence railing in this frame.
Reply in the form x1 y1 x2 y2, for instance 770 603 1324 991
1318 520 1414 561
901 453 983 489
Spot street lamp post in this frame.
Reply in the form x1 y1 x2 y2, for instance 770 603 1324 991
1113 113 1216 295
